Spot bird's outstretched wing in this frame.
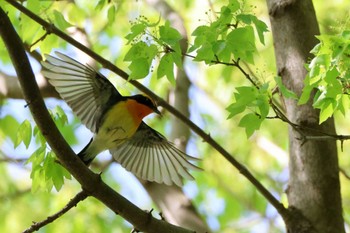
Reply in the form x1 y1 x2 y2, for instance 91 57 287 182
110 122 201 186
41 52 121 133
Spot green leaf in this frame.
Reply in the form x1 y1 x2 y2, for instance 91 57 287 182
128 58 150 79
125 23 147 44
40 34 60 57
226 26 256 64
159 21 182 47
318 99 336 124
15 120 32 149
31 168 47 193
53 105 68 127
107 5 116 25
226 103 246 118
274 76 298 99
226 86 258 118
44 152 71 191
190 25 217 54
33 125 46 146
256 95 270 118
124 41 157 61
27 146 46 166
96 0 106 10
124 42 158 79
212 40 231 62
238 113 262 137
236 14 268 44
192 25 211 37
171 51 183 69
53 10 72 30
27 146 71 192
0 115 20 143
299 74 315 105
193 42 215 64
27 146 47 193
252 18 268 45
228 0 240 12
158 54 175 85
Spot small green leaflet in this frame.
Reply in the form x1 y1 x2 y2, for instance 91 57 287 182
158 53 175 85
274 76 297 99
236 14 269 45
226 26 256 64
227 86 259 118
125 23 147 44
300 31 350 123
226 85 270 137
159 20 182 48
53 105 68 127
44 151 71 191
124 41 158 79
0 115 19 144
53 10 72 30
317 99 336 124
15 120 32 149
124 20 183 83
27 146 71 193
107 5 116 25
238 113 263 137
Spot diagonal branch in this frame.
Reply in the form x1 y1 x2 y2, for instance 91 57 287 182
22 191 88 233
0 6 193 233
3 0 289 219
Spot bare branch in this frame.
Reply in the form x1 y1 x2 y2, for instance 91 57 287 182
339 167 350 180
22 191 88 233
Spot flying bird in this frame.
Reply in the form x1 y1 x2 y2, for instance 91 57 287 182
41 52 200 186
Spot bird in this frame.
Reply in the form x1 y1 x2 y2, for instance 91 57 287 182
41 51 200 186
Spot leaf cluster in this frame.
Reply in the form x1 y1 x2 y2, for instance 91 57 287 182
189 0 268 64
15 106 72 192
300 31 350 123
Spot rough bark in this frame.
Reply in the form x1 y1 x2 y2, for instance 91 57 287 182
266 0 345 232
141 1 210 232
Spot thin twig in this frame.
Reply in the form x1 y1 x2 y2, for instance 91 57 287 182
339 167 350 180
22 191 88 233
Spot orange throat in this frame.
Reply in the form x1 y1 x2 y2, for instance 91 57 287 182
125 99 153 124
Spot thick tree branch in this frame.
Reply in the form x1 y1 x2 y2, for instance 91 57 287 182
4 0 288 219
22 191 88 233
0 6 193 233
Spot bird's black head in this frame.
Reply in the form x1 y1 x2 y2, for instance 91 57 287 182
131 94 161 115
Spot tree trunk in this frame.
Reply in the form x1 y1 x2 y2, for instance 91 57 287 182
266 0 345 232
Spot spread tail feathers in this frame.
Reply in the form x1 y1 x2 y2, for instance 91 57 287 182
77 138 94 165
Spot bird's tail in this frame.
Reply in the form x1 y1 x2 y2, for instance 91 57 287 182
77 138 94 166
